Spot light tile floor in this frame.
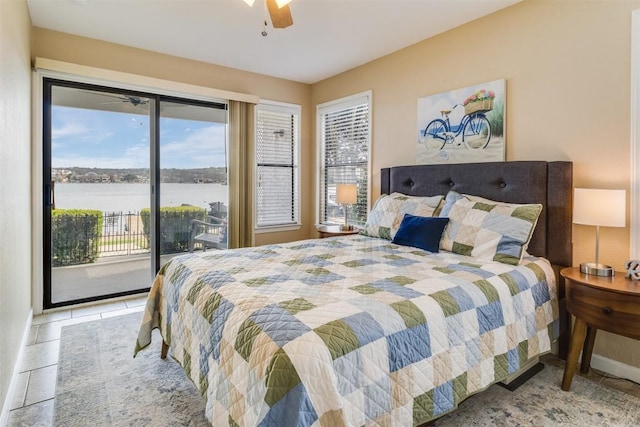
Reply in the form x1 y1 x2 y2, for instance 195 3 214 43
6 296 640 426
6 295 147 427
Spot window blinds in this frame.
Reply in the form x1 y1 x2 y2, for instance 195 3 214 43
318 93 370 226
256 104 299 227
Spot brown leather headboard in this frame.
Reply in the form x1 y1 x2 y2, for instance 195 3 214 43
380 161 573 267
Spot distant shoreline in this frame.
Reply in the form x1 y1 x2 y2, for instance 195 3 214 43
53 182 227 185
51 166 227 185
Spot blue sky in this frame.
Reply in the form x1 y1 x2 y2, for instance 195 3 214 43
52 106 227 169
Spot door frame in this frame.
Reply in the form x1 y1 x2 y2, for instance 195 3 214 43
42 78 160 309
631 9 640 260
32 63 236 312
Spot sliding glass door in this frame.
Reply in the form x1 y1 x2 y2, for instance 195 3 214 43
157 99 229 269
43 79 227 308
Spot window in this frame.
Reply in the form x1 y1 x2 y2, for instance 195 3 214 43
317 91 371 226
255 101 300 229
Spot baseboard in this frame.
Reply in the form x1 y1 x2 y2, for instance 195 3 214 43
0 309 33 427
591 354 640 385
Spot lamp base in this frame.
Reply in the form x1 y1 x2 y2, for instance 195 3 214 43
340 224 354 231
580 262 615 277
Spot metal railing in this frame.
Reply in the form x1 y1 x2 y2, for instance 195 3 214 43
52 208 212 266
100 211 149 257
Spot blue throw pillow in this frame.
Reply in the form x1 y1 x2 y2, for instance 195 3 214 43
391 214 449 253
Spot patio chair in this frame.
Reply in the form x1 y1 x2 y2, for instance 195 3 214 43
188 215 227 252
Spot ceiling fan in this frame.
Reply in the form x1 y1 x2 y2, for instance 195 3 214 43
100 94 150 107
242 0 294 29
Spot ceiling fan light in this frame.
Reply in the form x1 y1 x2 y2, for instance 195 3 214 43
275 0 292 8
242 0 255 6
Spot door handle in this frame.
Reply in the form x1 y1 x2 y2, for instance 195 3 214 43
50 180 56 210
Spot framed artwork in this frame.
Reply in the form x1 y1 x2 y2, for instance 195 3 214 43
416 79 505 165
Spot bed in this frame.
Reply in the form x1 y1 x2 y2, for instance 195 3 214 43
135 160 572 426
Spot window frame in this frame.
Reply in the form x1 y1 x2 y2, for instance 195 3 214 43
254 99 302 233
316 90 372 226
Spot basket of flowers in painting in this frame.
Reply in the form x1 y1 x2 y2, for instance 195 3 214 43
463 89 495 115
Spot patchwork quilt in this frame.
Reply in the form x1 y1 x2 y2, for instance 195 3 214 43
135 235 558 426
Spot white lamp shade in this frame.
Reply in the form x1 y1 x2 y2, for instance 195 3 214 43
573 188 626 227
336 184 357 205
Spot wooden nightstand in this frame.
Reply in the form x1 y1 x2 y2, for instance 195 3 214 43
315 224 360 238
560 266 640 391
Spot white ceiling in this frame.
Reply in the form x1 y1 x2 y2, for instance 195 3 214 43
27 0 520 84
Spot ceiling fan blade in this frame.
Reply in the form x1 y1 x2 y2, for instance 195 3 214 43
266 0 293 29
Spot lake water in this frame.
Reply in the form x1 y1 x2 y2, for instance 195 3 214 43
55 183 228 213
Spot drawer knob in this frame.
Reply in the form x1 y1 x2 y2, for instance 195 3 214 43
602 306 613 315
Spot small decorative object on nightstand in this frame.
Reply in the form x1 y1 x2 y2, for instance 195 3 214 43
573 188 625 277
625 259 640 280
316 224 360 239
336 183 358 231
560 266 640 391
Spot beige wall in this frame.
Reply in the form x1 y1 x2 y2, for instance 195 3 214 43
0 0 32 416
312 0 640 368
31 27 314 246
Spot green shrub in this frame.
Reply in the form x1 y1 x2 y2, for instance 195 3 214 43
51 209 103 267
140 206 206 254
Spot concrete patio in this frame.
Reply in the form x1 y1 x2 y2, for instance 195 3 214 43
51 253 181 303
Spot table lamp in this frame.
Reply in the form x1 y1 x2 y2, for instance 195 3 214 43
573 188 626 276
336 184 357 230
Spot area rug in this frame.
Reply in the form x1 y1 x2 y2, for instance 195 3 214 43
55 313 640 426
54 312 208 426
435 363 640 426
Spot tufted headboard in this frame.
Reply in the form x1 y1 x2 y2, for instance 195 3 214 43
380 161 573 267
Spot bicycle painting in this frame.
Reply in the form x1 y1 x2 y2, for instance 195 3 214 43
416 79 505 165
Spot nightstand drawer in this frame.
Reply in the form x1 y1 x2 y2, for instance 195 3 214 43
566 282 640 339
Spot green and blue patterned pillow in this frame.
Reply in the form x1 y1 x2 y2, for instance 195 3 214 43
438 191 542 265
361 192 443 240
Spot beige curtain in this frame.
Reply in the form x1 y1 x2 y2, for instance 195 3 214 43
227 100 256 249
